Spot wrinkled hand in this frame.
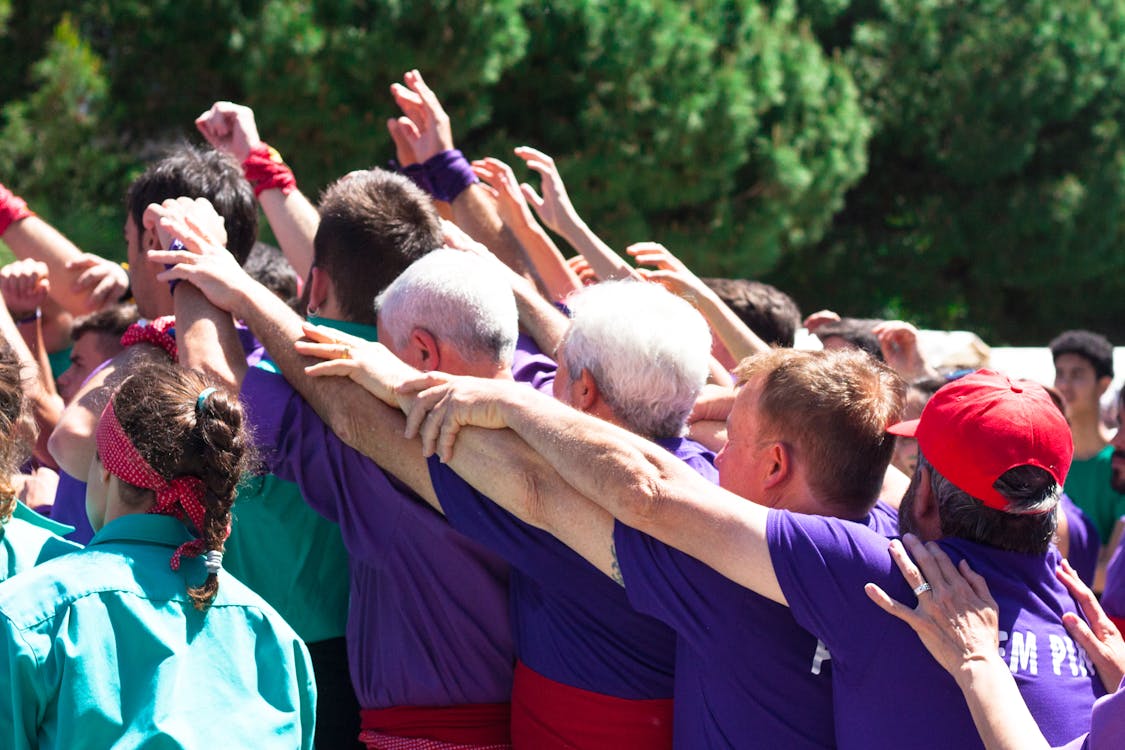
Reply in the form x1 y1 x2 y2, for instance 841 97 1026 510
65 254 129 311
472 157 538 232
513 146 579 236
873 320 931 379
398 375 521 461
390 70 453 162
1058 558 1125 693
144 197 247 312
865 534 1002 682
195 101 262 162
628 242 706 298
803 309 841 334
0 258 50 316
297 322 416 407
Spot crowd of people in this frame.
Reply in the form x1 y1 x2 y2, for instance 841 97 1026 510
0 68 1121 749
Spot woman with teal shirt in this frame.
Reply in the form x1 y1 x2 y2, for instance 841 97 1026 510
0 362 316 749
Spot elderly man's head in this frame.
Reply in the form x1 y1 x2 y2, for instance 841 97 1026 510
892 371 1073 553
717 348 905 518
375 249 518 378
554 281 711 440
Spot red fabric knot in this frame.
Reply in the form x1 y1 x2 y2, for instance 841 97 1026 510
242 142 297 198
121 315 177 361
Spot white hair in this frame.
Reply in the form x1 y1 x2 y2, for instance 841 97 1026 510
562 280 711 438
376 248 518 365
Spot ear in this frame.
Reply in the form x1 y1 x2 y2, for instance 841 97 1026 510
761 442 792 489
910 463 942 540
572 368 599 412
307 266 330 313
410 327 441 371
1097 375 1113 398
142 224 160 251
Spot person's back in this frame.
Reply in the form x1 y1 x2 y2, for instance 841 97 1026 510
0 516 314 749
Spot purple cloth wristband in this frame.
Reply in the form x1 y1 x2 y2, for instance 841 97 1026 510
423 149 479 203
389 160 436 196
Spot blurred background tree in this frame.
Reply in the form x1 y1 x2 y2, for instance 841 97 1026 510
1 0 1123 344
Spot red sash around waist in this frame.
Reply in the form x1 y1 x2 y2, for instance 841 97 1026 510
510 661 673 750
360 703 511 745
1111 616 1125 635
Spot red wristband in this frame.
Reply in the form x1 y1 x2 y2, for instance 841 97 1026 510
121 316 178 361
242 143 297 198
0 184 35 236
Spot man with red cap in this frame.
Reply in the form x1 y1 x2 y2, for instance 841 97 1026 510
398 362 1102 749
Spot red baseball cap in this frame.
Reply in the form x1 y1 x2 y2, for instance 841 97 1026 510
887 370 1072 513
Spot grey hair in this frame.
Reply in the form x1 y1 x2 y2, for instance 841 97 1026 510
561 280 711 439
924 455 1060 554
375 248 518 365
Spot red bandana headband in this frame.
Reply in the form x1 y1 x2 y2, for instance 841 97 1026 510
95 398 209 570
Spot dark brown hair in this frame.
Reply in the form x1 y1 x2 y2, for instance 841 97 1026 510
111 363 252 609
72 303 140 341
701 278 801 348
735 348 906 515
0 342 31 521
313 168 442 325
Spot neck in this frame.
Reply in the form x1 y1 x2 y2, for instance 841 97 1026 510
1069 410 1110 459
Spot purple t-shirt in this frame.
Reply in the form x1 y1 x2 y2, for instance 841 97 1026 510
510 334 556 396
1061 494 1100 587
867 500 900 536
241 366 514 709
1102 531 1125 619
1058 676 1125 750
768 512 1102 749
615 499 896 750
49 470 94 545
428 455 674 698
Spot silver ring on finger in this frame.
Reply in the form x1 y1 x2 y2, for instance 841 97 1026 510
913 582 933 597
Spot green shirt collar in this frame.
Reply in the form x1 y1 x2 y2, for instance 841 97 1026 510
306 314 379 343
11 501 75 537
90 514 195 549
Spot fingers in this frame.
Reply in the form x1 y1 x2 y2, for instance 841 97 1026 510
520 183 544 210
402 385 446 445
88 274 120 309
514 146 554 168
887 537 929 594
303 359 361 379
299 321 366 347
864 582 922 628
146 249 198 266
958 559 996 607
293 340 353 361
1057 560 1108 630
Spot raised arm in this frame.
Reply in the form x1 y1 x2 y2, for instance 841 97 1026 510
390 70 533 280
514 146 636 282
0 183 128 316
196 101 318 282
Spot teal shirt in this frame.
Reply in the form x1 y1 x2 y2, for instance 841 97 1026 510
0 503 80 581
46 346 72 382
0 514 316 749
1064 444 1125 543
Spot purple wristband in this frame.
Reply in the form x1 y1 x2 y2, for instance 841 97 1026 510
389 160 436 197
423 149 479 203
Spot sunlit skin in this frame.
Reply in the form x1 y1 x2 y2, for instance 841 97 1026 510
1110 398 1125 493
57 331 121 403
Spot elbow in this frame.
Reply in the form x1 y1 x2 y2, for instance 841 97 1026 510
613 472 666 530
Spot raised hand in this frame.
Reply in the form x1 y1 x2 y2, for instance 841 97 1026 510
0 259 51 316
390 69 454 162
472 156 538 232
873 320 935 380
195 101 262 162
65 254 129 311
143 197 248 312
566 255 597 286
628 242 706 298
803 310 841 334
513 146 579 236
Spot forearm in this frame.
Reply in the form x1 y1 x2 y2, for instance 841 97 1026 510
696 287 771 361
556 216 635 282
1 217 99 316
174 284 246 391
451 185 533 278
955 657 1050 750
257 188 318 282
0 300 61 466
510 222 582 301
511 275 570 358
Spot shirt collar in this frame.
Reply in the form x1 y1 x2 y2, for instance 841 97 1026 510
306 314 379 343
89 514 195 549
10 501 75 537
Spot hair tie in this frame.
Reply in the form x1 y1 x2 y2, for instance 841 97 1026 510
204 549 223 575
196 387 218 416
